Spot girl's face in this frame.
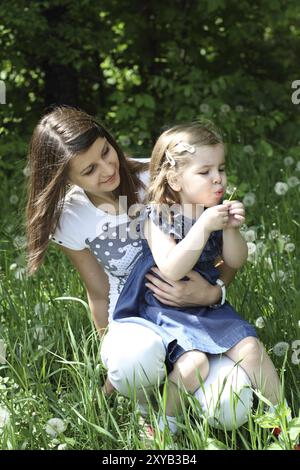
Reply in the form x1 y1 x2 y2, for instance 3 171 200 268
68 137 120 204
174 144 227 208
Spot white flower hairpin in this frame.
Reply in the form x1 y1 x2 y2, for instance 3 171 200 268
165 149 176 167
175 141 195 154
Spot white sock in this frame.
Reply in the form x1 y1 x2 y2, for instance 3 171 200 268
158 415 178 434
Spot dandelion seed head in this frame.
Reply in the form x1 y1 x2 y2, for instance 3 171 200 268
255 317 265 329
200 103 210 113
284 243 295 253
220 104 231 113
45 418 67 437
274 182 288 195
243 193 256 207
243 145 254 155
287 176 299 187
247 242 256 255
283 156 294 167
9 195 19 205
273 342 289 357
244 229 256 242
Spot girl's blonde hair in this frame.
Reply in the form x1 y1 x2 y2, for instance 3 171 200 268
148 120 224 205
26 105 147 275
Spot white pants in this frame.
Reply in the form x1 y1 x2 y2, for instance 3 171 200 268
101 322 253 430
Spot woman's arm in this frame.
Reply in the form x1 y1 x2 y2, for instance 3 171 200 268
59 246 110 337
145 262 237 307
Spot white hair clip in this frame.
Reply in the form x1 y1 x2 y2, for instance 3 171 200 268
175 141 195 154
165 149 176 167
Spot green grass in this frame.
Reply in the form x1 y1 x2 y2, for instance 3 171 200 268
0 146 299 450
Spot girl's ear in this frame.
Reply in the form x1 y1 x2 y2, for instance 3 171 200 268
166 169 181 192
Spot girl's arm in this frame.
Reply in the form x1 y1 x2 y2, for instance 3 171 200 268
59 246 110 337
222 228 248 269
222 200 248 269
144 204 228 281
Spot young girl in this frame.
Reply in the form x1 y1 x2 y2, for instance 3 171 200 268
113 121 282 434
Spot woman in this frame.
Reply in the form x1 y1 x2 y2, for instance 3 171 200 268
26 105 253 430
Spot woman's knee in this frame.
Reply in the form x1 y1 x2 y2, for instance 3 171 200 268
194 355 253 430
101 323 166 397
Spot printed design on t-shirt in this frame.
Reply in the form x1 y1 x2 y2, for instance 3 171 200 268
85 219 143 284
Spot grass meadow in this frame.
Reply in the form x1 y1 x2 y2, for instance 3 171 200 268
0 142 299 450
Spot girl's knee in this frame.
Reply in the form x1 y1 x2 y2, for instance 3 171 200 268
175 350 209 384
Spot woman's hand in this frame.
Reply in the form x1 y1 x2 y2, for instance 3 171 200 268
145 267 221 307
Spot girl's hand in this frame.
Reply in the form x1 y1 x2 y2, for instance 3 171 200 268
201 204 229 232
223 200 245 228
145 267 220 307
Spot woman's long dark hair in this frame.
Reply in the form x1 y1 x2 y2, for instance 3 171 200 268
26 105 147 275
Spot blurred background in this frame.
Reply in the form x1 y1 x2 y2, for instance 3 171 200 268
0 0 299 167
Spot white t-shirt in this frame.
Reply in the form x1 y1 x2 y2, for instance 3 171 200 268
52 167 150 319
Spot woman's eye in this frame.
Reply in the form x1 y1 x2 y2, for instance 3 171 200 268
85 166 95 175
103 145 109 156
199 171 209 175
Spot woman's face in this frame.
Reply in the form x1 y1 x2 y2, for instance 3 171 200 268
68 137 120 203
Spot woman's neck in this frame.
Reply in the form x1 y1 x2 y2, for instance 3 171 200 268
85 191 126 214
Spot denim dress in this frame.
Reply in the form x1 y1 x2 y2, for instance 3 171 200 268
113 205 257 372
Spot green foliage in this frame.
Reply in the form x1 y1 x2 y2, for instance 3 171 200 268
0 0 300 164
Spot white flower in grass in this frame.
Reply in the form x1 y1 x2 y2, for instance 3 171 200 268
243 193 256 207
247 242 256 256
268 229 280 240
273 342 289 357
34 303 49 316
220 104 231 113
0 339 7 364
22 166 30 177
274 182 288 195
284 243 295 253
244 229 256 242
9 263 17 271
287 176 299 187
57 443 68 450
271 270 286 282
255 317 265 329
243 145 254 155
0 407 10 430
283 156 294 167
200 103 210 113
9 195 18 205
45 418 67 437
